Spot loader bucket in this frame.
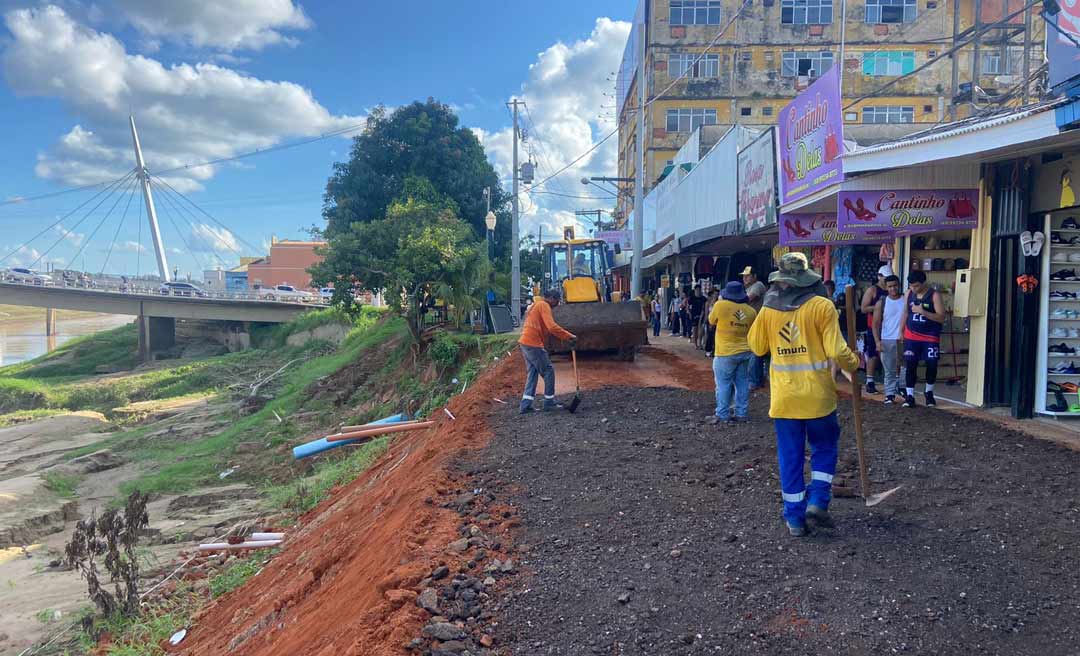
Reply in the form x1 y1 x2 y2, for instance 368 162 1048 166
548 302 648 361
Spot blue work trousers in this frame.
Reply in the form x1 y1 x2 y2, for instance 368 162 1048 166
713 351 751 420
774 412 840 527
749 353 765 388
520 345 556 411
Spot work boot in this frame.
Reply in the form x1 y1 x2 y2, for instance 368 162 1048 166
902 395 917 408
806 505 835 529
787 522 807 537
519 401 534 415
542 401 563 412
708 416 727 425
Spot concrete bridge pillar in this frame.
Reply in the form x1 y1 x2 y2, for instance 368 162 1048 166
137 315 176 361
45 308 56 336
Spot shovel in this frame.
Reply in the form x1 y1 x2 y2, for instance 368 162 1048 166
566 349 582 413
844 286 904 507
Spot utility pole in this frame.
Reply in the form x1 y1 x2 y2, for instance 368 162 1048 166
630 8 646 300
509 99 524 318
129 116 170 282
950 0 961 120
575 209 606 235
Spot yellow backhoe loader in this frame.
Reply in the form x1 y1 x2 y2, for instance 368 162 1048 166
533 227 647 361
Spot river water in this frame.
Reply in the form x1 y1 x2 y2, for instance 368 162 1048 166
0 313 132 367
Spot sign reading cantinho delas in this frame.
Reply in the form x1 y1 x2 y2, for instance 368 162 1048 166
777 66 844 205
779 213 894 247
738 128 777 233
836 189 979 233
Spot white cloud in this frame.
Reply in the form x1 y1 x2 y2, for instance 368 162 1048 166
6 245 43 268
53 224 85 247
475 17 630 242
189 223 239 254
2 6 364 189
113 240 147 253
112 0 312 52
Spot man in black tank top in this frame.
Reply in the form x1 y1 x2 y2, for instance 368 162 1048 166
860 265 892 394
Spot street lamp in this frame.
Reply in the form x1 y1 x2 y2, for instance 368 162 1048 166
485 210 497 260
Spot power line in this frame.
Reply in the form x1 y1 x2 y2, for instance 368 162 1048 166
527 189 616 201
60 175 138 273
0 172 134 208
154 182 230 268
153 121 367 176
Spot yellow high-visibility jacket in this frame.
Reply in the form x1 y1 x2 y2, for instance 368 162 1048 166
748 295 859 419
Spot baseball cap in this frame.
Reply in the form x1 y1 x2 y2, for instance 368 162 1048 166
740 266 754 277
877 265 894 278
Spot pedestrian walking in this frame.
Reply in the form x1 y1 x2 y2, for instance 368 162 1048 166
518 288 577 414
900 271 946 408
748 253 859 537
689 287 705 343
860 265 892 394
679 291 692 339
742 267 768 388
873 274 905 404
669 293 681 336
651 295 663 337
703 288 720 356
709 281 757 424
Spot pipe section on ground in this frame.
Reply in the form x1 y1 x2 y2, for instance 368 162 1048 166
324 421 435 443
291 413 408 460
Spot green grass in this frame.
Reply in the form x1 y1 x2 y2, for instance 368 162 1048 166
0 323 138 379
209 552 273 598
267 437 391 513
0 408 68 427
42 471 82 498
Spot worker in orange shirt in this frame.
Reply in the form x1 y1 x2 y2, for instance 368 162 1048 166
519 288 577 414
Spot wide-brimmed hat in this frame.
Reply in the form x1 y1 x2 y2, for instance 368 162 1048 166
721 281 749 303
740 266 755 277
768 252 822 287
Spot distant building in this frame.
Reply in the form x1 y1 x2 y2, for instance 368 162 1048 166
203 269 226 290
246 238 326 291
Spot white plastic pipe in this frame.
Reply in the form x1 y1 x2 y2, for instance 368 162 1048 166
250 532 284 541
197 539 281 551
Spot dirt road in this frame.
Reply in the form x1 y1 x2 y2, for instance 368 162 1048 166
463 385 1080 655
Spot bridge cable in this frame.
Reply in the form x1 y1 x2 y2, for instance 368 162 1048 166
153 180 208 275
155 183 245 259
149 174 263 254
0 169 136 267
60 175 140 274
136 196 144 279
153 182 241 263
99 176 140 276
26 170 137 271
0 171 136 208
153 182 230 269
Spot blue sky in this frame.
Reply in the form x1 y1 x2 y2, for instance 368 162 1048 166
0 1 630 277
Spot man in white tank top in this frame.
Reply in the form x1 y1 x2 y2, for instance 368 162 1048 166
872 275 905 404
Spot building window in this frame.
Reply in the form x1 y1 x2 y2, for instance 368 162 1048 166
781 50 834 77
670 0 722 25
669 52 721 78
781 0 834 24
739 50 753 62
866 0 916 23
981 51 1010 74
666 108 719 132
862 51 915 76
763 106 774 116
741 107 753 116
862 106 915 123
923 104 933 112
928 50 937 58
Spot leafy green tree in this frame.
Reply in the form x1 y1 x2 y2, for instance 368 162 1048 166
311 189 488 342
321 99 510 255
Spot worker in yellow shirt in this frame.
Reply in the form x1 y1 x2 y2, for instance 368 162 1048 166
748 253 859 537
707 281 757 424
518 288 576 414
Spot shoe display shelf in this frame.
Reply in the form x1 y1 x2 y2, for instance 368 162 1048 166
1037 212 1080 416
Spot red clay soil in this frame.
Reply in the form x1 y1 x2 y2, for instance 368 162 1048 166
175 352 523 656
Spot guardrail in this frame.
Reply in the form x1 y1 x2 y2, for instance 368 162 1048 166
0 278 329 306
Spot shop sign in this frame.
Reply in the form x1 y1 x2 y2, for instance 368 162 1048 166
1048 5 1080 92
777 67 845 205
595 230 632 249
660 274 670 288
779 213 894 247
738 128 778 233
836 189 979 233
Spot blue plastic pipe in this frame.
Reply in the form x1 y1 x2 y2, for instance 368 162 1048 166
292 413 409 460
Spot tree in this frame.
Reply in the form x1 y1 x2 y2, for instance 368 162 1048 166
321 99 511 256
311 186 489 342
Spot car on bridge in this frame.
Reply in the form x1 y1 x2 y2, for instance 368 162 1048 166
259 284 315 302
5 267 53 285
159 281 208 297
319 287 335 303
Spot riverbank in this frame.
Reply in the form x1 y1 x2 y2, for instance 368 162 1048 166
0 303 131 367
1 307 515 655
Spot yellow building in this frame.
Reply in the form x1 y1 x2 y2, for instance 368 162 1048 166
615 0 1045 220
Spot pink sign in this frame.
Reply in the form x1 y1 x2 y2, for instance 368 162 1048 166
837 189 979 233
777 67 845 205
779 213 894 247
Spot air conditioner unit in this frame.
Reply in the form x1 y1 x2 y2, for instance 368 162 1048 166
796 75 810 90
994 75 1015 85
